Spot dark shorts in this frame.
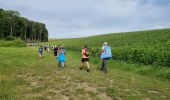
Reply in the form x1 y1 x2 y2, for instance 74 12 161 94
54 52 57 56
82 58 89 62
103 57 110 60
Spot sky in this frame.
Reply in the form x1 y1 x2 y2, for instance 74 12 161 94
0 0 170 38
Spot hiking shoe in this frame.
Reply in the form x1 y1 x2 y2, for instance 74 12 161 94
87 69 90 72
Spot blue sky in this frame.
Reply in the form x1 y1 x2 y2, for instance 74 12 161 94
0 0 170 38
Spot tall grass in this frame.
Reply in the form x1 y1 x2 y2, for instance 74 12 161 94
0 40 26 47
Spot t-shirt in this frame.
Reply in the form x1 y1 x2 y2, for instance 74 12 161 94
54 47 58 52
58 49 66 61
100 46 112 59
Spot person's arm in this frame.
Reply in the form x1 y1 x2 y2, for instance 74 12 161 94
82 49 86 55
100 46 105 54
82 49 84 55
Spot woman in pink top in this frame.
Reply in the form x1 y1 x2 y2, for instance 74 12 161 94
79 45 90 72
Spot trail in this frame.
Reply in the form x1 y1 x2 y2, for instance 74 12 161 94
18 50 170 100
19 51 113 100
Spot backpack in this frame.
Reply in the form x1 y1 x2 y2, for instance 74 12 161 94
60 49 65 54
39 48 43 52
100 46 112 59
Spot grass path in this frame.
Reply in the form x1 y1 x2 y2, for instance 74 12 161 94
0 47 170 100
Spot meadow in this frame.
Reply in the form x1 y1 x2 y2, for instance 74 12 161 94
0 47 170 100
0 29 170 99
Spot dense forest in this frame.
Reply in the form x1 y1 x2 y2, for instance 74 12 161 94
0 9 48 42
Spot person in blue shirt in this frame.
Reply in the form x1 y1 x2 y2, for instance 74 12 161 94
57 46 66 68
100 42 112 73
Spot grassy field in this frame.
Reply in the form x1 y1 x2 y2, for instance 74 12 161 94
0 47 170 100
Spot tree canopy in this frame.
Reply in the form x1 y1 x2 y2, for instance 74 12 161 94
0 9 48 42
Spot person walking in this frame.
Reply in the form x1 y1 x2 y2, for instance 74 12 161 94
57 46 66 68
38 45 43 58
44 45 47 51
100 42 112 73
54 45 58 57
47 44 50 53
79 45 90 72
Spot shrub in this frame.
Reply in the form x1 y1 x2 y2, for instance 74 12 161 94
6 36 15 41
0 40 26 47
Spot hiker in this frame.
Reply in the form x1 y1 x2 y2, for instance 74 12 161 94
47 44 50 53
44 45 47 51
54 45 58 57
57 46 66 68
100 42 112 73
38 45 43 58
79 45 90 72
52 46 55 53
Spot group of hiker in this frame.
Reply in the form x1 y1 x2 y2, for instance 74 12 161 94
38 42 112 73
39 45 66 68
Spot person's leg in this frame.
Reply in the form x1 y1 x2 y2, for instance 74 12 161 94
80 59 84 70
39 52 41 58
80 62 84 70
101 59 104 71
86 61 90 72
61 62 64 68
64 61 66 67
58 61 61 67
39 52 42 58
41 52 43 58
103 59 107 73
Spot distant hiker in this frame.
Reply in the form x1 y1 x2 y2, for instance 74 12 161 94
44 45 47 51
38 45 43 58
54 45 58 57
79 45 90 72
100 42 112 73
52 46 55 53
47 44 50 53
57 46 66 68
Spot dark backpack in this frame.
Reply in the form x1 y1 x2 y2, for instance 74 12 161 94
39 48 43 52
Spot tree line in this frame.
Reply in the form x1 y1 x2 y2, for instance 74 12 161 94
0 8 48 42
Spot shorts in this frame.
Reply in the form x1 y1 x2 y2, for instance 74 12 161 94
39 52 43 55
39 52 43 57
82 58 89 62
54 52 57 56
103 57 110 60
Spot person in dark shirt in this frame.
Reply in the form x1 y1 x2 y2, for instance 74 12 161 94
38 46 43 58
54 45 58 57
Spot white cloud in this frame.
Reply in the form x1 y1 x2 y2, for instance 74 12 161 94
0 0 170 38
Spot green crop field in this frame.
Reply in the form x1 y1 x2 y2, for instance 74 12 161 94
0 29 170 99
48 29 170 67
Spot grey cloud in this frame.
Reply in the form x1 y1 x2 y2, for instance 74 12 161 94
0 0 170 38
